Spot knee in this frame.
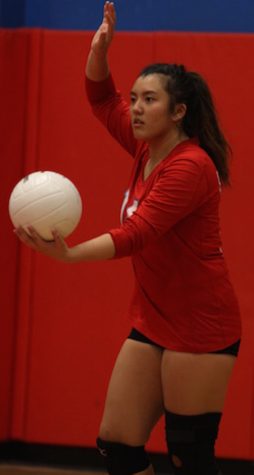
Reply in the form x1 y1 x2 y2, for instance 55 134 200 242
96 436 151 475
165 410 222 475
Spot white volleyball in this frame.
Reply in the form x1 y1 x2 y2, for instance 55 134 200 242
9 171 82 240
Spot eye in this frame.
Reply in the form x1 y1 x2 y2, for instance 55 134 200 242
145 96 155 103
130 96 136 104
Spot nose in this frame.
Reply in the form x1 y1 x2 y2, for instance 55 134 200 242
132 99 143 115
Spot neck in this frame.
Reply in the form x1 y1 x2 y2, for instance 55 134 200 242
148 129 189 164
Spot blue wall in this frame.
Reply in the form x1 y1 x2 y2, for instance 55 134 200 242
1 0 254 32
0 0 25 28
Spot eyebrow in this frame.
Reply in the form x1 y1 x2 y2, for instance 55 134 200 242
130 90 157 96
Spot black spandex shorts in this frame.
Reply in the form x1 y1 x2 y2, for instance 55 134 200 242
128 328 241 357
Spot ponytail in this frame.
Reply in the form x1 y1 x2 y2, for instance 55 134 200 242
183 71 231 185
140 63 231 185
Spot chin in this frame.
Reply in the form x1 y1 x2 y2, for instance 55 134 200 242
132 129 149 140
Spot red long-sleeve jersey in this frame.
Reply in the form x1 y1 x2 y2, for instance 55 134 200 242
85 74 241 352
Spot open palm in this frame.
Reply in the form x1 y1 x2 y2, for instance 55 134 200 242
91 2 116 55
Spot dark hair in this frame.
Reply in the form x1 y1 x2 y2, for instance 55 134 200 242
139 63 231 185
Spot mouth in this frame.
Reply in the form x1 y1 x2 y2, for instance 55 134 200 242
132 118 145 128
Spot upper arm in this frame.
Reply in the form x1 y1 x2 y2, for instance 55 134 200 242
92 94 138 156
85 75 138 157
110 157 210 256
137 157 207 234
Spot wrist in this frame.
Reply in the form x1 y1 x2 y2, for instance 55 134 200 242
86 50 109 81
65 246 83 263
63 234 115 263
90 46 108 59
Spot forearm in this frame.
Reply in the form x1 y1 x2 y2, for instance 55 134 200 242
85 49 109 81
68 232 115 262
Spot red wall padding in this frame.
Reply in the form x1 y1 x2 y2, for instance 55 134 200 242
1 29 254 459
0 29 31 440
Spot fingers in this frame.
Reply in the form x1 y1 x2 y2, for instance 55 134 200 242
52 229 66 249
14 226 69 262
104 2 115 18
27 225 44 241
15 226 52 247
15 226 38 249
103 1 116 29
110 3 116 26
107 2 116 22
91 1 115 55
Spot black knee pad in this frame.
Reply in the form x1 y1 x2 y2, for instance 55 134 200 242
96 437 150 475
165 411 222 475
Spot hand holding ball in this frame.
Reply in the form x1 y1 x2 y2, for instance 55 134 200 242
9 171 82 240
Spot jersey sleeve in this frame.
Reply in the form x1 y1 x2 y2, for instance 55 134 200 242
109 156 211 257
85 74 138 157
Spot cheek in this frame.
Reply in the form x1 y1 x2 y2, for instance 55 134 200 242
149 104 171 122
152 112 173 131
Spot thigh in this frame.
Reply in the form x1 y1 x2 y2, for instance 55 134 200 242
162 350 236 415
99 338 164 445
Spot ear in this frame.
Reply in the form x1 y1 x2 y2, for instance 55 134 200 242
172 103 187 122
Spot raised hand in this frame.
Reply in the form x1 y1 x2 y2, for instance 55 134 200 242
91 1 116 57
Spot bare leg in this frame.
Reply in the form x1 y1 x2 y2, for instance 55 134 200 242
161 350 237 474
161 351 236 414
99 338 164 474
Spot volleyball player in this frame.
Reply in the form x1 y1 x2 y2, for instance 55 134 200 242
16 3 241 474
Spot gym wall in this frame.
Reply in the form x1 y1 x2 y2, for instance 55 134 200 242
1 0 254 32
1 0 254 464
